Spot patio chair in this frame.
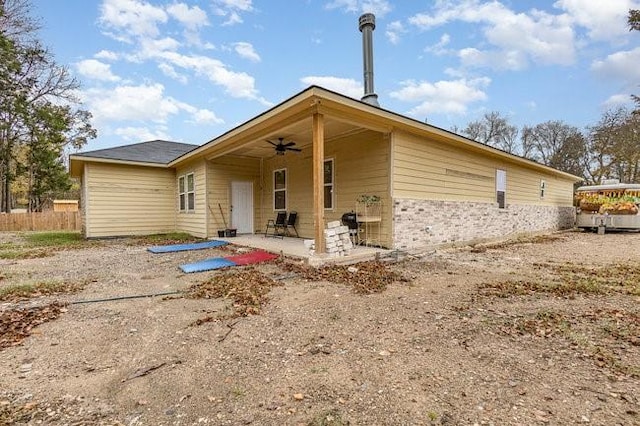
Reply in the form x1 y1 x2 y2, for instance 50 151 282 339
265 211 287 238
285 211 299 237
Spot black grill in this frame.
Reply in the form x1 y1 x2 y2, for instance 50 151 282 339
341 212 358 230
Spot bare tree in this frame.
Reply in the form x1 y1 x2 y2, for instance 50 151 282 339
629 9 640 113
461 111 520 154
519 120 587 177
588 108 640 183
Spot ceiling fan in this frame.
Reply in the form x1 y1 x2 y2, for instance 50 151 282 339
267 137 302 155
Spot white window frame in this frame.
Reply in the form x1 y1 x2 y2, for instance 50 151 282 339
324 158 334 210
496 169 506 209
540 179 546 199
273 168 287 211
178 172 195 213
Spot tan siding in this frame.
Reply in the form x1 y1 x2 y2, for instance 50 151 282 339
176 159 207 238
207 156 261 236
260 130 392 247
392 131 575 206
84 163 176 238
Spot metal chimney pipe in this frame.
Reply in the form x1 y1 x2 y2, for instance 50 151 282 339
358 13 379 107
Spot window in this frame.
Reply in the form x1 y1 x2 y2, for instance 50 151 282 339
324 159 334 209
496 169 506 209
178 173 195 212
274 169 286 210
540 180 546 199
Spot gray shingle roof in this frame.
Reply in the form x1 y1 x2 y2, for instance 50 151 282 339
72 140 198 164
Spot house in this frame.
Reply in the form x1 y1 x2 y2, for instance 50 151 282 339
69 85 581 253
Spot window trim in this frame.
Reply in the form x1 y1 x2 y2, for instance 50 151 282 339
323 158 334 210
273 168 287 211
178 172 195 213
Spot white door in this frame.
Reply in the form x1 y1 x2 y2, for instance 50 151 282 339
231 181 253 234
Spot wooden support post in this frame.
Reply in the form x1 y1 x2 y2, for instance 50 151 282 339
312 113 325 253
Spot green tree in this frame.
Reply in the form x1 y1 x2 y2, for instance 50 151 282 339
0 0 95 212
629 9 640 31
24 103 95 211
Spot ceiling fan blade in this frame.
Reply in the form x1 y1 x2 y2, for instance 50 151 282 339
282 141 296 147
287 147 302 152
266 140 278 147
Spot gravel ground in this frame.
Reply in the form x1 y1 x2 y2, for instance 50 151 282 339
0 230 639 425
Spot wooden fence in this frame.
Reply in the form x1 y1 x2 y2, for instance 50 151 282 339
0 211 82 232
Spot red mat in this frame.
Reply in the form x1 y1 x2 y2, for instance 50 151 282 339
225 250 279 265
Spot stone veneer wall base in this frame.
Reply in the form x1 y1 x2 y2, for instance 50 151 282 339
393 198 575 251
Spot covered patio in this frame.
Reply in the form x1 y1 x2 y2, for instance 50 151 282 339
174 87 394 254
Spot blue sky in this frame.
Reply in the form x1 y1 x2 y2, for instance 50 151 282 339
33 0 640 152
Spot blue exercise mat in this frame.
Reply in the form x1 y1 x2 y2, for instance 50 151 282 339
180 257 237 273
148 240 228 254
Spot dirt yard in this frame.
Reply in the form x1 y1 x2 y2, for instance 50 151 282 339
0 230 639 425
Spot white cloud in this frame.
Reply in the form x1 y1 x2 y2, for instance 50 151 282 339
385 21 405 44
591 47 640 83
139 37 181 55
99 0 168 41
144 50 265 102
325 0 391 17
458 47 529 71
233 42 261 62
426 33 451 55
75 59 121 82
361 0 391 17
166 3 209 30
300 76 363 99
602 94 634 109
215 0 253 11
158 63 188 84
94 50 119 61
213 0 253 25
409 0 576 69
82 83 192 123
114 126 170 142
553 0 639 41
95 0 267 107
389 77 491 117
191 109 224 124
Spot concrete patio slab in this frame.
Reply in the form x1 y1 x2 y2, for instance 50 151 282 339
216 233 387 266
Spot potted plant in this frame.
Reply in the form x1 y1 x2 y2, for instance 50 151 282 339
357 194 380 206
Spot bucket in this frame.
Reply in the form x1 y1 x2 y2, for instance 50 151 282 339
217 230 225 238
225 229 237 237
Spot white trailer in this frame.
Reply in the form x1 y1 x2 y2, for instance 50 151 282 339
575 183 640 232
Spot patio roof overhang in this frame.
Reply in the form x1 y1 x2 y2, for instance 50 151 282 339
169 86 392 164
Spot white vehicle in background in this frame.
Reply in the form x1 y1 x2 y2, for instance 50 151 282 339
575 181 640 233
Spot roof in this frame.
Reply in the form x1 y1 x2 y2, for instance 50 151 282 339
169 85 582 182
72 140 198 165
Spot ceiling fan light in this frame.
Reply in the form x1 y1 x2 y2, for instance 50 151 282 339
276 150 285 155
